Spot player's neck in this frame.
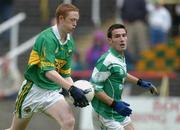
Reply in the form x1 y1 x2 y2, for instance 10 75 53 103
119 51 124 57
57 26 68 43
60 33 67 43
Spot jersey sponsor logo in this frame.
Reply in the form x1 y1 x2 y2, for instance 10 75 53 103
55 59 71 74
55 59 67 68
40 61 55 67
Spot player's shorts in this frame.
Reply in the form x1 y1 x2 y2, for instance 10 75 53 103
92 110 131 130
14 80 64 118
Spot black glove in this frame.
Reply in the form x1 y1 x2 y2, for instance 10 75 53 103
111 100 132 117
60 88 69 97
137 79 159 95
68 85 89 107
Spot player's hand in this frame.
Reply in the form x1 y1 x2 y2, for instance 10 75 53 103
137 79 159 95
149 84 159 95
111 101 132 117
60 88 70 97
68 85 89 107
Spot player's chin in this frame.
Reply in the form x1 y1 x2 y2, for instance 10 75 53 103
70 27 75 32
66 28 74 33
120 47 126 51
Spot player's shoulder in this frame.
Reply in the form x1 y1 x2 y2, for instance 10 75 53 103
39 27 54 39
33 28 57 49
103 50 116 61
97 51 109 63
99 50 121 67
36 27 56 42
94 51 111 68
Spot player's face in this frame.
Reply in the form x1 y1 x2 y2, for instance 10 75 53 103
108 28 127 54
61 11 79 33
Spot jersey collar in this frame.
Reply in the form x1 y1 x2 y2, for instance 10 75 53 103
52 24 70 45
109 48 124 60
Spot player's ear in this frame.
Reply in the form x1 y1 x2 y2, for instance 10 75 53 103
59 15 64 21
108 38 112 45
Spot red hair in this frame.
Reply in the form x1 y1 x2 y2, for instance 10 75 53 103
55 3 79 23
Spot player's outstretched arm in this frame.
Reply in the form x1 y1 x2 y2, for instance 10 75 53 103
137 79 159 95
127 73 159 95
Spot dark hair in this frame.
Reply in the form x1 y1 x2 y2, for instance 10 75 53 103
56 3 79 23
107 24 127 38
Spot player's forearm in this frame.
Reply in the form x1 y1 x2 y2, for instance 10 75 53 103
45 70 72 90
64 77 74 84
126 73 139 84
95 91 113 106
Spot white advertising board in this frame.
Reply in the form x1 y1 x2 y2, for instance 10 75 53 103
79 97 180 130
126 97 180 130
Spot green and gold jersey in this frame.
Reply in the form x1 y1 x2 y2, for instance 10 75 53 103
24 25 75 90
91 48 127 122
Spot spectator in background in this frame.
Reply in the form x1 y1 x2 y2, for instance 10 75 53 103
147 1 172 45
85 30 108 70
120 0 149 59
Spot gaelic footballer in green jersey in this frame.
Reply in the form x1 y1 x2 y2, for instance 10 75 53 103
91 24 158 130
24 25 75 90
6 4 88 130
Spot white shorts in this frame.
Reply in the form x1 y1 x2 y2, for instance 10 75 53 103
92 110 131 130
14 80 64 118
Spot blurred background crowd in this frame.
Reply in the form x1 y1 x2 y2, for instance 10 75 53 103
0 0 180 129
